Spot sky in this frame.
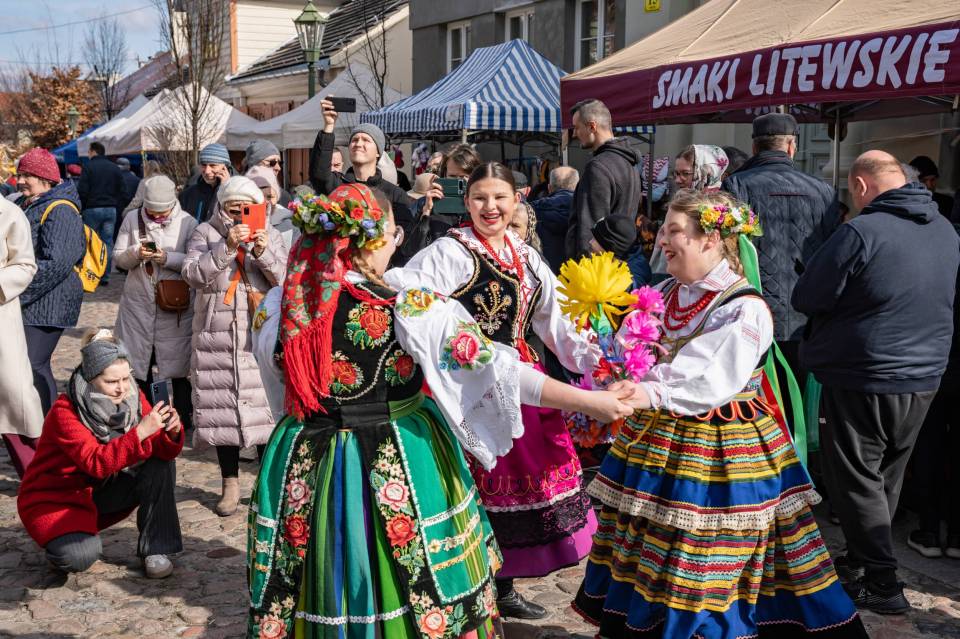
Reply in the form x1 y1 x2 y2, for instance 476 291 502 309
0 1 164 77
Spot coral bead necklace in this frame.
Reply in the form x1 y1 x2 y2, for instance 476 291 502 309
663 286 718 331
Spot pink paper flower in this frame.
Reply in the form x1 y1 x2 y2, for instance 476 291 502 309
624 346 656 380
619 311 661 348
630 286 665 314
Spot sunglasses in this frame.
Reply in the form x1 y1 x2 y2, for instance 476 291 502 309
263 159 282 168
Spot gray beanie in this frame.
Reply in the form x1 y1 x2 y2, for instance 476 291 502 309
142 175 178 211
81 331 131 381
245 139 281 168
198 143 231 166
350 123 385 157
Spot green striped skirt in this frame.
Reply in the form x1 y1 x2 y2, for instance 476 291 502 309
247 395 503 639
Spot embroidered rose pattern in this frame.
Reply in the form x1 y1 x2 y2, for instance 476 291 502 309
385 349 416 386
285 479 311 511
257 613 287 639
329 352 364 394
369 438 424 580
410 592 468 639
440 322 494 371
345 303 392 349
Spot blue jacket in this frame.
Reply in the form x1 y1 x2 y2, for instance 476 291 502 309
77 155 126 210
20 181 86 328
532 189 574 273
723 150 839 341
793 183 959 393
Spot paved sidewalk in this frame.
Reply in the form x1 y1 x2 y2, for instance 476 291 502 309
1 281 958 637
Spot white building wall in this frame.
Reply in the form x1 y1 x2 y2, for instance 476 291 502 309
234 1 340 72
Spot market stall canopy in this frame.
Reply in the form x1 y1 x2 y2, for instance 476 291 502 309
561 0 960 126
224 63 407 150
76 94 150 156
362 40 645 137
86 87 259 155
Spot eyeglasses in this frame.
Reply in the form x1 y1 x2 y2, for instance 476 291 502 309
263 159 282 168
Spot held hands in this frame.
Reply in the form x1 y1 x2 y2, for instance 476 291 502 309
320 99 338 133
606 380 652 411
580 386 636 424
226 224 250 251
420 176 444 217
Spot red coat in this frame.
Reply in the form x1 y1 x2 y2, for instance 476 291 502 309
17 392 184 548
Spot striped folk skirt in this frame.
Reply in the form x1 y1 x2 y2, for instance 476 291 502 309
247 396 503 639
573 397 869 639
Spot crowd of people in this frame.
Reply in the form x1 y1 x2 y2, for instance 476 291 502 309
0 96 957 639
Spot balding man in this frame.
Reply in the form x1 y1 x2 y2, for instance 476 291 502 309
793 150 959 614
534 166 579 272
564 99 641 260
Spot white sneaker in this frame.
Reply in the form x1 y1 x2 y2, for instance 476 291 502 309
144 554 173 579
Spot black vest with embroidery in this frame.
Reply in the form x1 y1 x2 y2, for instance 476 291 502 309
317 281 424 412
448 233 543 355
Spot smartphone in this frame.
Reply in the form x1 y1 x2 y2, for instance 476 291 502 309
241 202 268 241
432 177 468 215
143 241 158 252
149 380 171 409
328 96 357 113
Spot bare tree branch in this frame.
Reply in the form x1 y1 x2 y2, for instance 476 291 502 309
84 15 131 121
344 0 390 111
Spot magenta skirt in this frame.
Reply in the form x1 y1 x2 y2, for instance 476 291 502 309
468 374 597 578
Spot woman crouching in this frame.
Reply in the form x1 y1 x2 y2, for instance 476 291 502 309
17 330 184 578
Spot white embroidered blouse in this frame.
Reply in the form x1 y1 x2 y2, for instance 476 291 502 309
629 259 773 416
384 227 601 373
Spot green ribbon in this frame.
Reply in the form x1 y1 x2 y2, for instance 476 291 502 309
738 235 808 465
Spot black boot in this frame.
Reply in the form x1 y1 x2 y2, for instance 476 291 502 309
844 579 910 615
496 588 548 620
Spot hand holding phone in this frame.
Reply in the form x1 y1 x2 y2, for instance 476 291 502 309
149 380 171 414
143 241 158 252
241 202 268 242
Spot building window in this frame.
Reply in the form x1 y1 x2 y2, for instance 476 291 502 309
575 0 616 70
505 7 534 42
447 21 471 72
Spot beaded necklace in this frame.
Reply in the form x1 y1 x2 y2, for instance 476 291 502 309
473 230 525 285
663 285 718 331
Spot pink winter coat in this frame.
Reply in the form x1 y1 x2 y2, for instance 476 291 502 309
181 205 287 448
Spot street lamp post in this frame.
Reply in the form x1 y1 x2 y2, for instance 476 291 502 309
66 106 81 139
294 1 329 99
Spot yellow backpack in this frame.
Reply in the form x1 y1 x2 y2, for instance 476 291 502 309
40 199 108 293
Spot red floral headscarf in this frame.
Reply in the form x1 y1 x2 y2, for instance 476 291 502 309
280 183 390 419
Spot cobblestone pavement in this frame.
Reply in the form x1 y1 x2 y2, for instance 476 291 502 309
1 279 959 637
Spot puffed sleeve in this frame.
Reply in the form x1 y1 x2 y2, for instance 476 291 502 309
383 237 473 296
527 248 601 373
636 297 773 415
393 287 546 470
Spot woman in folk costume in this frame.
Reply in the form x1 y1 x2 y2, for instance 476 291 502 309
572 189 867 639
387 162 602 619
246 183 632 639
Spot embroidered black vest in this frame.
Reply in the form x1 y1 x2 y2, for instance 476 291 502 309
448 233 544 360
317 280 424 411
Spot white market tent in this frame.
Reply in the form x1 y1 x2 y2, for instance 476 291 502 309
86 87 260 155
76 94 150 156
224 63 408 150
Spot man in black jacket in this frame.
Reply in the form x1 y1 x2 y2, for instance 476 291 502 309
77 141 126 283
309 101 413 242
564 99 641 261
178 143 232 223
533 166 578 273
793 150 959 614
722 113 838 376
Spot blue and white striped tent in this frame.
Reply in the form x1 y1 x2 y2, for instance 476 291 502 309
361 40 653 137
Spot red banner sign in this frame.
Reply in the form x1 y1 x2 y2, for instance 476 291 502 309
561 22 960 126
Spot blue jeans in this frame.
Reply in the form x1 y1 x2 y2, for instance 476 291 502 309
81 207 115 279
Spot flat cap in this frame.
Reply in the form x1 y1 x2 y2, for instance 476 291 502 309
752 113 799 138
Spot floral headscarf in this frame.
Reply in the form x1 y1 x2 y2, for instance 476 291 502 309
281 183 390 418
691 145 729 192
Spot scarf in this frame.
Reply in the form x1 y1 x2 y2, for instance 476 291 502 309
691 145 729 192
68 368 142 444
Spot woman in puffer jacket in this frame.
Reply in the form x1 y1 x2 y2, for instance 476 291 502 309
181 176 287 516
113 175 198 432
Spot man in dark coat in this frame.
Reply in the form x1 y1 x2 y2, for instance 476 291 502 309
309 101 413 241
77 141 125 283
792 150 959 615
178 143 232 224
533 166 578 273
565 99 642 261
722 113 838 375
909 155 954 220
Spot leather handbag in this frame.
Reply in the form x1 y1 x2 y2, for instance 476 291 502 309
138 213 191 321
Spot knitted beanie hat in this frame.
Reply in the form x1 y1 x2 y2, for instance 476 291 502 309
198 143 231 166
142 175 178 211
350 123 385 157
81 329 131 381
18 148 61 184
244 139 281 168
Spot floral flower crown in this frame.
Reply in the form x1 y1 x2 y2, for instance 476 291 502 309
288 185 388 250
698 203 762 239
